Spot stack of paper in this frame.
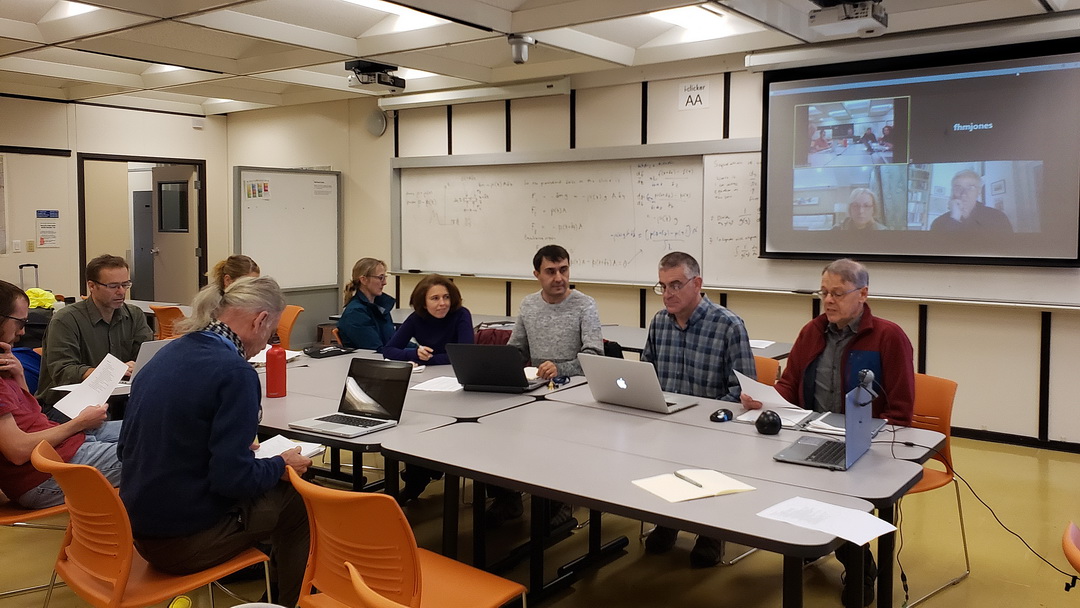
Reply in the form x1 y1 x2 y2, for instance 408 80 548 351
52 354 127 418
410 376 462 392
253 435 325 459
250 345 303 366
633 469 755 503
733 370 814 428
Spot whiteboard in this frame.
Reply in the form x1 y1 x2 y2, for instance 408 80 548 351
234 167 340 289
399 157 702 283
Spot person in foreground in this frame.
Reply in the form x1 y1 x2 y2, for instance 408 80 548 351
0 280 120 508
490 244 603 528
118 276 311 606
385 274 474 503
337 257 395 350
742 257 915 608
36 254 154 418
640 252 756 568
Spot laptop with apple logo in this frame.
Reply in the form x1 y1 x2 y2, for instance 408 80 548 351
578 353 698 414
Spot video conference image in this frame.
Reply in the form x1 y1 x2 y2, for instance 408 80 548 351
763 46 1080 264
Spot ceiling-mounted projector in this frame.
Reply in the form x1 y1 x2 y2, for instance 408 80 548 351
345 60 405 94
808 1 888 38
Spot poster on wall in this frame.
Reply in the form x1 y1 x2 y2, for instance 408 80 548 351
36 210 59 248
243 178 271 200
0 155 7 255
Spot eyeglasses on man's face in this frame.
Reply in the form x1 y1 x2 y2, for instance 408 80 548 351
814 286 861 300
653 279 695 296
1 314 28 329
91 280 133 290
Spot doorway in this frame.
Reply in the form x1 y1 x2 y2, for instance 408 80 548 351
78 154 208 303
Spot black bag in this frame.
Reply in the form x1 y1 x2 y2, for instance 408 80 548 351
19 308 52 350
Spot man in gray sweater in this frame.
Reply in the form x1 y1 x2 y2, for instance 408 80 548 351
508 244 603 379
488 244 603 527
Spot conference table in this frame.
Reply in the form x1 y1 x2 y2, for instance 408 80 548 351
258 351 939 608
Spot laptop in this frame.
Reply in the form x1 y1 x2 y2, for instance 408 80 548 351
120 339 172 385
446 343 547 393
288 358 412 438
578 353 698 414
773 384 875 471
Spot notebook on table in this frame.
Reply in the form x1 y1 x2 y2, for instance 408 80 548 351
288 358 412 438
773 384 876 471
445 343 546 393
578 353 698 414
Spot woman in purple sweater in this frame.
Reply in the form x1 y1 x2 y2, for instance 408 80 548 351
383 274 473 366
386 275 474 503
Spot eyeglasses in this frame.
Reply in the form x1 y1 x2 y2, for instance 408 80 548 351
653 279 695 296
91 280 133 290
1 315 28 329
814 286 861 300
952 184 979 193
365 274 389 283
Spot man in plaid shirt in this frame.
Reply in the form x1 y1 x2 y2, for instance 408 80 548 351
640 251 756 568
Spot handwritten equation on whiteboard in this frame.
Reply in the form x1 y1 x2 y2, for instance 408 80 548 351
702 153 760 264
399 157 703 282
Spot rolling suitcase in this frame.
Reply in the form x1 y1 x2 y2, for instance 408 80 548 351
17 263 53 349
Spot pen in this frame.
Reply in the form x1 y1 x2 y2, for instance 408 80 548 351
673 471 703 488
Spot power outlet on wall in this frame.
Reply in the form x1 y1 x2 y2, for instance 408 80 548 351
26 240 35 252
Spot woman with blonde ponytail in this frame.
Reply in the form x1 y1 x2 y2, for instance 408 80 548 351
336 257 394 350
180 255 260 333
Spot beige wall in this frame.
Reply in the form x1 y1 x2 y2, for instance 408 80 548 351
0 99 227 296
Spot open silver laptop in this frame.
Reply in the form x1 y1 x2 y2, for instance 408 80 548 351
288 358 412 438
773 384 875 471
119 339 172 385
578 353 698 414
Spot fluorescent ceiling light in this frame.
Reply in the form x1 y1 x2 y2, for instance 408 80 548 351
143 64 185 74
43 0 99 21
650 6 733 43
340 0 445 32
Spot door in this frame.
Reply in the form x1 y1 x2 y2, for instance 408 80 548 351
151 165 200 303
130 190 154 301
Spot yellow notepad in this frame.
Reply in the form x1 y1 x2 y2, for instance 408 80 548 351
633 469 755 502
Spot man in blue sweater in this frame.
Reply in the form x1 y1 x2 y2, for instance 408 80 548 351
118 276 311 606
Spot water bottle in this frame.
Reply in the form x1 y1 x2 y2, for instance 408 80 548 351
266 338 287 398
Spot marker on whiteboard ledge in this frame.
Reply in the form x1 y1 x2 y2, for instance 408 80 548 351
408 269 421 273
459 273 476 277
791 289 817 295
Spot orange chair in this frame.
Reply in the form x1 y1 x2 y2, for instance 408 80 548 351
287 467 526 608
903 373 968 606
1063 523 1080 575
148 305 186 340
30 441 271 608
0 493 66 599
345 562 408 608
753 355 780 385
276 305 305 350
